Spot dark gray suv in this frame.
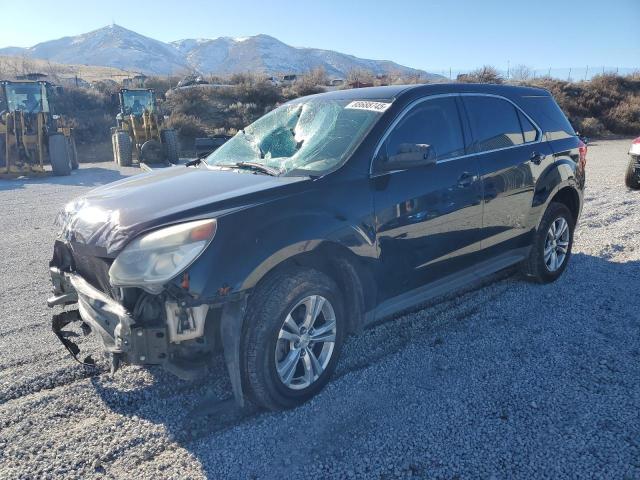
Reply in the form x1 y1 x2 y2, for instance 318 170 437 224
49 83 586 410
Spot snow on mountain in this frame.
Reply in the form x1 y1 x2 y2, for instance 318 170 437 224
0 25 439 79
171 34 436 79
0 25 188 75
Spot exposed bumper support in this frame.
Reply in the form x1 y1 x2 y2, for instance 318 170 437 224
48 268 170 371
48 266 250 406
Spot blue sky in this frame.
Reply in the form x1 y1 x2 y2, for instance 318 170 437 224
1 0 638 72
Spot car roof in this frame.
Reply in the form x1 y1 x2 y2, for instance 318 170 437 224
294 83 551 103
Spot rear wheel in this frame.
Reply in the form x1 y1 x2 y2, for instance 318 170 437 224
161 129 180 164
625 155 640 189
522 202 574 283
114 131 132 167
48 134 71 176
242 268 345 410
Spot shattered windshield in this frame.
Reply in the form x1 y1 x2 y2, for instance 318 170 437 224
205 98 387 176
122 90 155 115
4 83 46 113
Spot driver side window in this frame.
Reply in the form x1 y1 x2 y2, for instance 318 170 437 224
381 97 466 165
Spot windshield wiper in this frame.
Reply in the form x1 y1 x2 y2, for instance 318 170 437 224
214 162 280 176
235 162 280 176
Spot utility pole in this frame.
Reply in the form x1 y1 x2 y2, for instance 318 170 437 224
449 67 451 80
507 60 510 80
568 68 572 81
585 65 589 81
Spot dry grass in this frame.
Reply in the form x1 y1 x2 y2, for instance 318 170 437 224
0 55 134 83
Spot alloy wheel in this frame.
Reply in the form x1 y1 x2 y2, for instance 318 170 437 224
544 217 570 272
275 295 337 390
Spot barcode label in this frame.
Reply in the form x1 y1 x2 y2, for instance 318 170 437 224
345 101 392 112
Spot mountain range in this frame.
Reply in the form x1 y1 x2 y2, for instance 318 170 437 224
0 24 438 79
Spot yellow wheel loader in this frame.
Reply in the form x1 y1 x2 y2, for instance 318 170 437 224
0 80 78 178
111 88 179 167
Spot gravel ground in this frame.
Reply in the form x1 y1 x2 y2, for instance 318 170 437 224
0 139 639 479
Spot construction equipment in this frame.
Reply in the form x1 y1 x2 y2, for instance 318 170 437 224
111 88 179 167
0 80 77 177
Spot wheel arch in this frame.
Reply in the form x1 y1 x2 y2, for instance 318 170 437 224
243 240 374 335
532 160 582 228
549 186 580 224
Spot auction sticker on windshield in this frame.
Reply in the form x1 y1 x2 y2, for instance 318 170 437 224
345 100 392 112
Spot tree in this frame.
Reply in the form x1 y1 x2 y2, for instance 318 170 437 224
510 64 533 82
457 65 504 84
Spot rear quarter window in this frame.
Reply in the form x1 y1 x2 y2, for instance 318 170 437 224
516 95 576 141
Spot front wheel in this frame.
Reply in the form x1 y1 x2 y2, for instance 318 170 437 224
625 155 640 189
242 268 345 410
522 202 575 283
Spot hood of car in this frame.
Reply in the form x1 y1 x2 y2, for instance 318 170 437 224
56 165 308 256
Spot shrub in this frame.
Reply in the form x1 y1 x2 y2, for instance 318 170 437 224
458 65 504 84
605 95 640 134
55 86 113 143
144 76 181 98
283 68 327 98
164 113 209 140
578 117 607 137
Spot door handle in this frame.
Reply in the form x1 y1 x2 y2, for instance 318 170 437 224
457 171 475 187
530 151 546 165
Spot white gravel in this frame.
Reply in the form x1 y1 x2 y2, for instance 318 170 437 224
0 140 639 479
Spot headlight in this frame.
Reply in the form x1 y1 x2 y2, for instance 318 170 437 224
109 219 217 290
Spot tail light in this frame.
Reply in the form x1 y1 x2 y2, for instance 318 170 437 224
578 140 587 167
630 137 640 156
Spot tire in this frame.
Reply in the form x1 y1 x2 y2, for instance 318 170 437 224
114 131 132 167
111 132 119 165
67 135 79 170
522 202 575 283
242 268 345 410
140 139 164 164
48 134 71 176
0 134 5 168
625 155 640 189
161 129 180 164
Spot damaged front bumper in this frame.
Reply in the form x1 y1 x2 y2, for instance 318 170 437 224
47 267 248 406
48 267 191 376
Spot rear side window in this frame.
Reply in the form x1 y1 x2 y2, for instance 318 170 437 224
382 97 465 162
462 96 535 153
516 95 576 141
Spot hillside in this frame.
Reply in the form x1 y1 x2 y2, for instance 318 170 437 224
0 55 134 83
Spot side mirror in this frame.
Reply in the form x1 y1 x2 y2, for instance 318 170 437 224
385 143 436 170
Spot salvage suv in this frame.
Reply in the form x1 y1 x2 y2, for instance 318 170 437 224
48 84 586 410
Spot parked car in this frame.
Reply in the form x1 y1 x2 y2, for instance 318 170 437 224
48 84 585 410
625 137 640 189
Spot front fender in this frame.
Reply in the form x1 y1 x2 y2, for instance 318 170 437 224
183 176 377 302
